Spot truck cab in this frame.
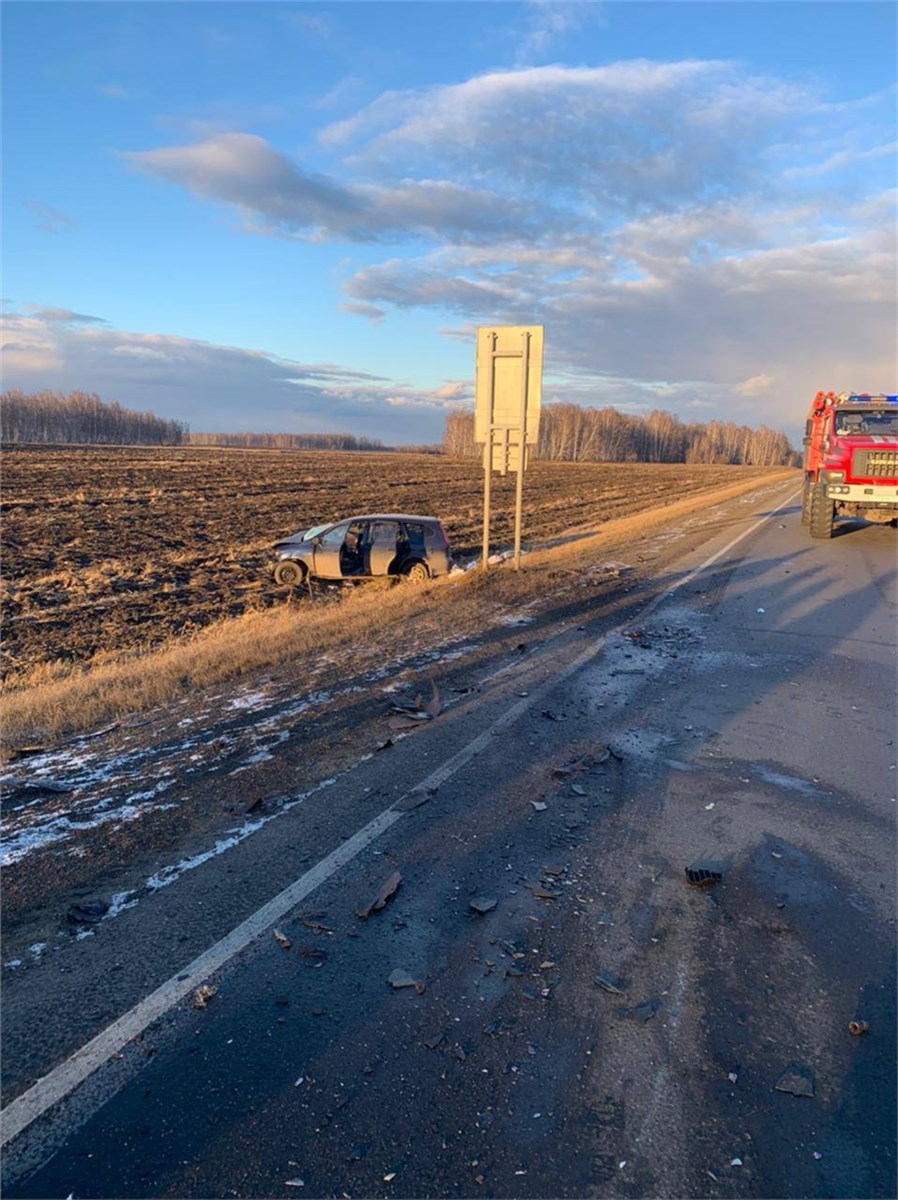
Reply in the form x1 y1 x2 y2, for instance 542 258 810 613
802 392 898 538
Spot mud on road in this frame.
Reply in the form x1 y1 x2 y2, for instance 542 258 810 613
1 446 783 682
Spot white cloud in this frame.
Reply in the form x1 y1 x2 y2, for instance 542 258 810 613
107 60 898 441
125 133 530 243
0 310 464 443
737 374 775 396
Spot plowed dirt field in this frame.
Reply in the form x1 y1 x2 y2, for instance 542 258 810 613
1 446 784 682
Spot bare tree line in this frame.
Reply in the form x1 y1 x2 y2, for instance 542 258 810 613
188 431 387 452
1 390 188 445
444 405 796 466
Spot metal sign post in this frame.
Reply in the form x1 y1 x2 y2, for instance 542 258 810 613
474 325 543 571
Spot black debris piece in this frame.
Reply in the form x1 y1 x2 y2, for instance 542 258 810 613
634 997 662 1024
595 970 626 994
66 899 110 925
774 1065 815 1098
685 864 723 887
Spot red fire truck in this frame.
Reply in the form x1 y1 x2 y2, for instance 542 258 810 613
802 392 898 538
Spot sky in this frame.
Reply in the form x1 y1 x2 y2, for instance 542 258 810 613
2 1 896 446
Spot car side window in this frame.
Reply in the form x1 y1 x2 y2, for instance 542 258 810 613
319 522 349 547
404 522 427 552
371 521 400 547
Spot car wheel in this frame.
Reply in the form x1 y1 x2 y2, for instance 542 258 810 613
401 560 430 584
274 560 306 587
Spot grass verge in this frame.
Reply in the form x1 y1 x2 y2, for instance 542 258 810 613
1 470 795 755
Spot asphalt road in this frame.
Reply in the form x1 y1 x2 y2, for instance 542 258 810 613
3 488 896 1199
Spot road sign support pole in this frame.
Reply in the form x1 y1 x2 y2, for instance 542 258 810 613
513 331 531 571
482 442 492 571
481 332 496 571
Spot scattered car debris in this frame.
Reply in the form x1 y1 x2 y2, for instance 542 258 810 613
284 1179 305 1188
531 800 548 812
21 778 76 795
193 984 217 1010
66 899 109 925
375 738 394 752
730 1158 743 1167
728 1070 739 1084
774 1065 815 1097
273 928 292 950
571 784 587 796
357 872 402 920
423 1031 445 1049
387 969 425 994
390 679 442 723
301 917 333 934
541 710 566 721
849 1020 869 1035
7 744 51 761
297 945 327 963
634 997 661 1023
685 863 723 887
527 885 559 901
595 970 626 994
469 896 498 915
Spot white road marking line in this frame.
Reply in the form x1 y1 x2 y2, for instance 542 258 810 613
0 809 402 1148
0 482 797 1150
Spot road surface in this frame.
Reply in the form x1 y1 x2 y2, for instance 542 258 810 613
2 483 896 1198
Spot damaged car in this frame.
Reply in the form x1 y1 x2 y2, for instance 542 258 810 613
272 514 450 587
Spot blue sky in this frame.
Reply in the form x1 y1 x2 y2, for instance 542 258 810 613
3 1 896 445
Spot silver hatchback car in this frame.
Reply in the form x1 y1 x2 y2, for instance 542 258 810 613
272 513 451 587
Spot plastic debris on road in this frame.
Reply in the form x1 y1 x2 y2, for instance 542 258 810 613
357 871 402 920
595 970 626 994
634 997 661 1023
192 984 217 1010
469 896 498 915
685 862 723 887
774 1064 815 1097
66 899 110 925
273 928 292 950
849 1020 869 1035
387 969 425 994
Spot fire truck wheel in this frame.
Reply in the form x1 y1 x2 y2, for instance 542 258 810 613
800 479 811 524
809 483 834 539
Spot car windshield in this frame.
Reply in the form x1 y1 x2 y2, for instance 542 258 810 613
299 523 330 541
834 409 898 436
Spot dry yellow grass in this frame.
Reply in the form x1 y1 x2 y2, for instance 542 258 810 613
1 470 795 754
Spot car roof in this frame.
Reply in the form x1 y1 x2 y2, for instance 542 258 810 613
333 514 442 523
